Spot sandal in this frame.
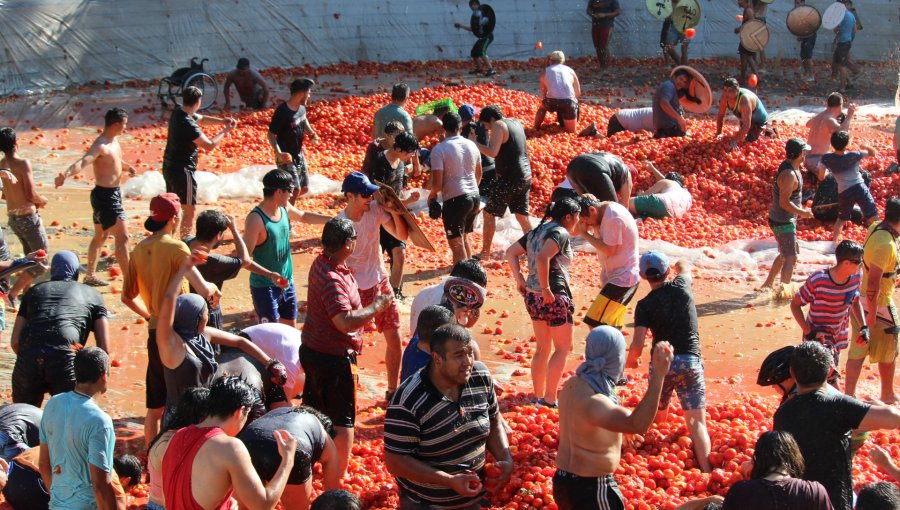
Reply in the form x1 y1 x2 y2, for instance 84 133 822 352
83 275 110 287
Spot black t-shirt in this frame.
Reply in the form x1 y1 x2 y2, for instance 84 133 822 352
0 403 42 449
633 275 701 357
773 389 871 510
722 478 833 510
239 407 327 485
588 0 620 27
369 151 406 195
17 281 108 350
470 4 496 38
269 102 308 160
162 107 202 173
566 152 629 200
184 238 243 301
461 121 495 171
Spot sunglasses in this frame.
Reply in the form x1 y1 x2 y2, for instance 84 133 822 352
847 259 863 265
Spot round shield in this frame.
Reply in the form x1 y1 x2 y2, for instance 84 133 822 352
739 19 770 52
822 2 847 30
787 5 822 37
670 65 713 114
646 0 673 21
672 0 702 31
758 0 774 3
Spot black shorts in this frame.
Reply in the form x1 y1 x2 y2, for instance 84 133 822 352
163 166 197 206
834 42 852 65
478 168 496 198
800 33 816 61
90 186 127 230
380 226 406 253
279 154 309 191
542 98 578 121
146 329 167 410
442 193 480 240
553 471 625 510
299 345 357 428
2 461 50 510
606 114 626 137
12 346 76 407
485 178 531 217
653 125 686 139
738 43 757 57
471 35 494 59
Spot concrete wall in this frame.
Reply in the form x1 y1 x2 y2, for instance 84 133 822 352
1 0 897 96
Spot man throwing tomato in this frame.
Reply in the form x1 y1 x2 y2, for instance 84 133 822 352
555 326 673 510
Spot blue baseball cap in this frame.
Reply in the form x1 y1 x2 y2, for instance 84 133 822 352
459 104 478 121
341 172 380 196
639 251 669 278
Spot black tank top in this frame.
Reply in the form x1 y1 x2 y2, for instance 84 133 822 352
495 119 532 181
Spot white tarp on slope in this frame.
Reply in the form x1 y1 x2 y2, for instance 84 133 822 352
2 0 899 96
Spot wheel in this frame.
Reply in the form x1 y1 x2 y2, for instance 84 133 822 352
183 72 218 110
157 78 175 108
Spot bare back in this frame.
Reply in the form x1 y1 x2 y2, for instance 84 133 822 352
807 111 840 155
556 376 622 477
1 154 39 216
190 434 242 510
89 135 126 188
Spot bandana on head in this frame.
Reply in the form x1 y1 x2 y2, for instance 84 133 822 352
50 250 81 281
576 326 626 404
173 294 218 376
443 277 486 309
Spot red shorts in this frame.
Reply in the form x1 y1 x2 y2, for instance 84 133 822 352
359 278 401 332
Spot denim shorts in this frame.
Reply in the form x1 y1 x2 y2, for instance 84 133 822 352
838 183 878 222
250 282 298 323
651 353 706 411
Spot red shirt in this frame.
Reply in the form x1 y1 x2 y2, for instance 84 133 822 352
301 253 363 355
162 425 232 510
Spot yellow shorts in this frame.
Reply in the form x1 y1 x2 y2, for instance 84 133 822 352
584 282 639 329
849 302 899 364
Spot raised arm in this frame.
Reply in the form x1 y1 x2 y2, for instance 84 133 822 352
205 327 279 369
587 342 673 434
380 202 409 241
155 261 191 369
858 404 900 432
286 204 331 225
57 143 103 188
472 122 505 159
193 119 235 151
226 215 252 267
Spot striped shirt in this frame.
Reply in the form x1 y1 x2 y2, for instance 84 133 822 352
796 269 861 350
300 253 362 355
384 361 498 509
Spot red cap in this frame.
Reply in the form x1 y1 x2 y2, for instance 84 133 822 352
149 193 181 222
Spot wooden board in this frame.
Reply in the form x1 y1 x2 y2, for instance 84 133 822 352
373 181 437 252
672 0 701 31
646 0 672 21
671 65 713 114
739 19 770 52
822 2 846 30
787 5 822 37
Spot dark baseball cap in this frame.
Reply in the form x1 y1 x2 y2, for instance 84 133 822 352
236 58 250 69
341 172 380 196
459 104 478 121
785 138 811 158
290 78 315 94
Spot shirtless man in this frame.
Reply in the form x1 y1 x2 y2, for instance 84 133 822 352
0 128 49 306
628 162 692 220
162 376 295 510
805 92 855 177
223 58 270 111
554 326 673 510
56 108 136 286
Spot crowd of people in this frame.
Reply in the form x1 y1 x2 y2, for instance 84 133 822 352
0 2 898 509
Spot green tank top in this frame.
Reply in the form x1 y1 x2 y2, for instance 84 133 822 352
249 206 293 288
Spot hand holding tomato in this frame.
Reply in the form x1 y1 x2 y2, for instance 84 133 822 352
485 460 513 489
27 249 48 263
448 471 482 497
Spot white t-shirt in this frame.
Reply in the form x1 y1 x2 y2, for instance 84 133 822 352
658 185 692 218
338 202 390 290
409 281 446 334
430 135 480 201
242 323 304 399
543 64 578 100
597 202 640 288
615 107 654 132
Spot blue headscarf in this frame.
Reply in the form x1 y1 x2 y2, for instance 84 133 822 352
173 294 218 375
575 326 626 404
50 250 81 281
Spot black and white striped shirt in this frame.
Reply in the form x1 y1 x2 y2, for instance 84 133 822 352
384 361 498 509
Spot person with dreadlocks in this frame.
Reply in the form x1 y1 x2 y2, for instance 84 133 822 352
554 326 673 510
505 197 580 407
